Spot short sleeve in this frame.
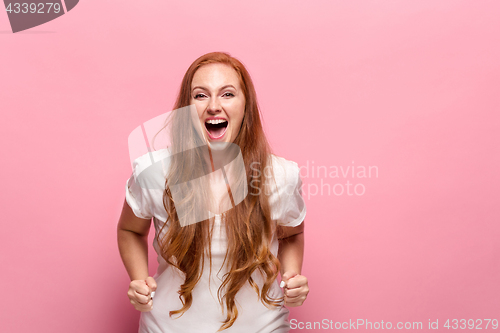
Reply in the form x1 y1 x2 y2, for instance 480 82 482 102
275 161 307 227
125 159 154 220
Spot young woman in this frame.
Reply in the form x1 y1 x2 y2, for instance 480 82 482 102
117 52 309 332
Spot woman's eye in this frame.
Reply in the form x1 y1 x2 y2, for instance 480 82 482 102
194 94 205 99
223 92 234 97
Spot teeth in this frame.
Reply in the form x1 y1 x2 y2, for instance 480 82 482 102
206 119 228 125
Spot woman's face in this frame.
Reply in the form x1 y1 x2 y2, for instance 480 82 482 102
190 63 246 144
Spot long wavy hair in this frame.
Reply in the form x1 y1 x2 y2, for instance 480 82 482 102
155 52 284 331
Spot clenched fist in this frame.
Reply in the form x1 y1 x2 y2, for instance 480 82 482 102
280 271 309 307
128 276 157 312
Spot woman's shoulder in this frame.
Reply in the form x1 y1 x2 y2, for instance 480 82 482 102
131 148 171 174
130 148 171 190
269 153 300 173
267 154 301 186
131 150 301 184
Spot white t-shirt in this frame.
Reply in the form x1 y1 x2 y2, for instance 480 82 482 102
125 148 306 333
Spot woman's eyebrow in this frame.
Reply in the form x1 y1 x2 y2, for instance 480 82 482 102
192 84 237 92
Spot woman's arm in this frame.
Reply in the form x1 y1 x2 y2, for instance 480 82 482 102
277 220 308 307
117 198 157 312
277 221 305 276
117 198 152 281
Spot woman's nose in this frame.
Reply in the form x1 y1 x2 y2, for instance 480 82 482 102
207 98 222 113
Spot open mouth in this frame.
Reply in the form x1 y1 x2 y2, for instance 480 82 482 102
205 119 228 139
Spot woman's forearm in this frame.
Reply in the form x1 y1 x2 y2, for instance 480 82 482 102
117 229 150 281
277 231 304 276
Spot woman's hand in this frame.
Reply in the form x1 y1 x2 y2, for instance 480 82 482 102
280 271 309 307
128 276 157 312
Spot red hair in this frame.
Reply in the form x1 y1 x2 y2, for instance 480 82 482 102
157 52 283 331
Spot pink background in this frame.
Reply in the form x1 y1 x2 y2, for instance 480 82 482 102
1 0 499 332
